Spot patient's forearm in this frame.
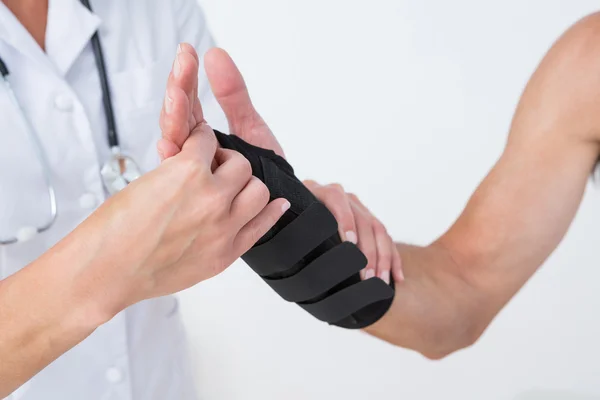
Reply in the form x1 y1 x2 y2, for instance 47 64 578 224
367 127 594 358
365 242 489 359
367 13 600 357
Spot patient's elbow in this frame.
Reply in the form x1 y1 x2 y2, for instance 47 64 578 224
420 322 485 360
412 297 491 361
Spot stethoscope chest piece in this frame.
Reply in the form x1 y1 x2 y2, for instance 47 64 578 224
101 149 142 195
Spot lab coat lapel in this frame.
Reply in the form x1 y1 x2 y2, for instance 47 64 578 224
45 0 101 76
0 1 55 73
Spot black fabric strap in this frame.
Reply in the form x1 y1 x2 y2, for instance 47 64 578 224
299 278 395 325
214 130 395 329
261 158 313 214
263 242 366 303
243 202 338 277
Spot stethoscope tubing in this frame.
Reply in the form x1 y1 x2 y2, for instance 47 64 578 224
0 76 58 245
0 0 123 245
80 0 120 149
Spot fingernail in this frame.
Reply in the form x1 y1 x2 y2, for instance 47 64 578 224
380 270 390 285
396 267 405 282
345 231 357 244
282 201 291 213
174 55 182 78
364 269 375 280
157 148 165 162
177 44 183 54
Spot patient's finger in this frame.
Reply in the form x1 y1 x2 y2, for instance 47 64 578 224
178 43 204 127
349 199 378 280
159 84 190 159
305 180 358 244
159 44 202 156
204 48 285 157
372 219 393 284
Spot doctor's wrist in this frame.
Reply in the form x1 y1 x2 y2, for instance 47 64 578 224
56 224 128 329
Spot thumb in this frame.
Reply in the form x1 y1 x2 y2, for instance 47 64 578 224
204 48 257 135
205 48 285 157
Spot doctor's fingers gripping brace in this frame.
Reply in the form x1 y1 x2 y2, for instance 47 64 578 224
214 130 395 329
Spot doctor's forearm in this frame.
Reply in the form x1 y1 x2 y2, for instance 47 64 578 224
0 233 111 397
0 125 288 394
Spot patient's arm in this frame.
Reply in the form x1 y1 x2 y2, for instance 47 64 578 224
310 12 600 358
361 12 600 358
161 13 600 357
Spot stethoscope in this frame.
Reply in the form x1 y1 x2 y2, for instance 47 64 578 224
0 0 142 245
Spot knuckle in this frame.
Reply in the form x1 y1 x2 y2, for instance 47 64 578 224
303 179 319 189
236 154 253 178
203 186 228 214
372 219 387 234
177 157 206 180
322 187 343 203
193 123 216 145
254 180 271 205
310 187 325 201
327 183 345 195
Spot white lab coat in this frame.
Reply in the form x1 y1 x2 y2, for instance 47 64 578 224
0 0 225 398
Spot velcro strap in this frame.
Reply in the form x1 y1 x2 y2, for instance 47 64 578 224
298 278 395 324
261 157 313 214
263 242 366 303
243 202 338 276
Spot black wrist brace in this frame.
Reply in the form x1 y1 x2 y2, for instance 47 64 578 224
214 130 395 329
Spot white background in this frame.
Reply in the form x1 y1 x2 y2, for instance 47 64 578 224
179 1 600 399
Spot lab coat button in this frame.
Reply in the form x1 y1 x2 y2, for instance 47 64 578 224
79 193 97 209
54 95 74 111
105 367 123 383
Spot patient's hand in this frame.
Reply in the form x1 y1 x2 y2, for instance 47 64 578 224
158 45 402 284
304 180 404 285
158 44 285 160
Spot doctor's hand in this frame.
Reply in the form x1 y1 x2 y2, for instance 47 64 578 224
158 44 285 159
73 123 290 315
303 181 404 285
0 118 289 396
